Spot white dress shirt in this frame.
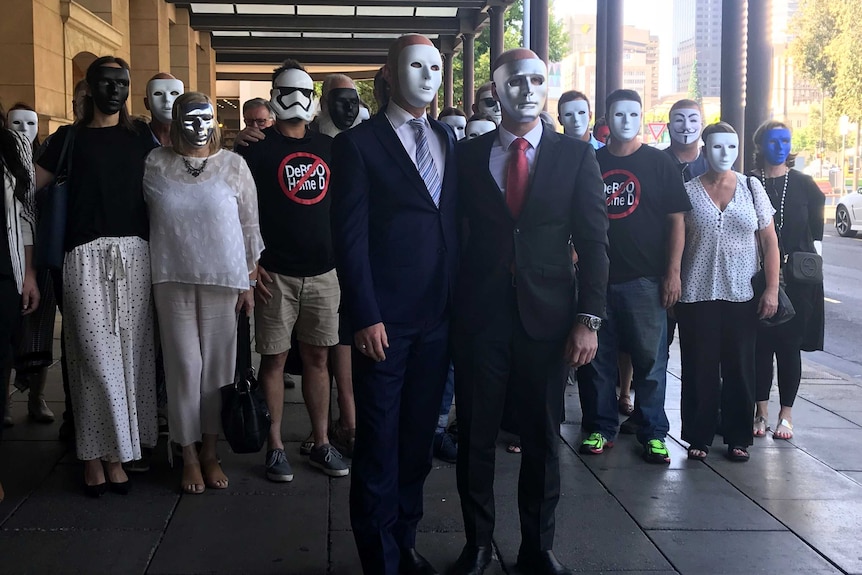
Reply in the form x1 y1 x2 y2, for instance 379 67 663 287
489 122 544 194
385 101 446 183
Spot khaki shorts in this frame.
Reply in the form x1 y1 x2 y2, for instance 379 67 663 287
254 269 341 355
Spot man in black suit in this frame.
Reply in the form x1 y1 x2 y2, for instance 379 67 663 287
451 49 610 575
330 34 458 575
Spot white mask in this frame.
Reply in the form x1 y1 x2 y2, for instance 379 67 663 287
465 119 496 139
440 115 466 140
180 103 215 148
357 107 370 123
397 43 443 109
559 99 590 138
476 89 502 125
704 132 739 173
608 99 642 142
147 78 184 125
271 68 316 122
7 110 38 143
668 107 702 145
492 58 548 124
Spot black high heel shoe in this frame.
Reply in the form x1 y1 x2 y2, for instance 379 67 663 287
108 479 131 495
84 482 108 498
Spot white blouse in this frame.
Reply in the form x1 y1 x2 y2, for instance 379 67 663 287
143 147 265 290
680 172 775 303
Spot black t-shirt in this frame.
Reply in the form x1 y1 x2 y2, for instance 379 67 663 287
758 169 825 255
37 121 157 251
237 126 334 277
663 146 709 183
597 145 692 283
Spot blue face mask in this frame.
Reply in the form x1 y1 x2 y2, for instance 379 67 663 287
763 128 792 166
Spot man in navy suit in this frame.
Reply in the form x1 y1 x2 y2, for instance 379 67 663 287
450 49 609 575
330 34 458 575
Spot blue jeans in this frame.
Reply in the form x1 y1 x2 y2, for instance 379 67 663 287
577 277 669 444
437 362 455 433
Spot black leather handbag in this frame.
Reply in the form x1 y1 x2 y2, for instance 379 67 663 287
35 127 75 271
747 177 796 328
221 311 271 454
785 251 823 284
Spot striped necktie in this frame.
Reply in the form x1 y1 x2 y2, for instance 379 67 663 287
409 118 442 207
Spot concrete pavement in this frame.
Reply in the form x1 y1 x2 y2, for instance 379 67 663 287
1 337 862 574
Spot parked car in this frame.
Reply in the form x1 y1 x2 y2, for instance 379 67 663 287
835 187 862 237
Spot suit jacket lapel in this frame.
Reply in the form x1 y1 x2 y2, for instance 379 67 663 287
476 130 510 215
521 126 562 219
372 113 440 209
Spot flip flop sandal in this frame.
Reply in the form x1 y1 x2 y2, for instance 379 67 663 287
687 446 709 460
773 418 794 440
726 446 750 462
618 394 634 416
753 416 767 437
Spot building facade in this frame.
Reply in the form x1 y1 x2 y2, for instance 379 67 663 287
673 0 721 97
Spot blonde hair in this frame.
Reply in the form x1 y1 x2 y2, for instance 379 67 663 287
170 92 221 156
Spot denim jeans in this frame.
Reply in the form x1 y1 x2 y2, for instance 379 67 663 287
577 276 669 444
437 362 455 434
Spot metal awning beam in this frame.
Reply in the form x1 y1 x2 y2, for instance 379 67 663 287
174 0 486 7
217 53 387 65
212 37 392 55
191 14 458 34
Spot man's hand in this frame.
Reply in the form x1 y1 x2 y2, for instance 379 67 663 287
355 322 389 362
21 269 39 315
234 126 266 147
254 266 274 304
236 289 255 315
565 323 597 367
662 273 681 309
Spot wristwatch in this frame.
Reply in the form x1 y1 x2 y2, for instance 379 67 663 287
577 315 602 332
249 279 258 288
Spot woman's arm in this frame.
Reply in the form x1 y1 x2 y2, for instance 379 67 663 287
756 220 780 319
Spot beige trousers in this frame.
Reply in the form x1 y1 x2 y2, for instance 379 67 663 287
153 282 238 447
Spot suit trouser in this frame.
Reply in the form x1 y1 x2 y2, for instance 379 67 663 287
349 317 450 575
153 283 238 447
453 294 567 552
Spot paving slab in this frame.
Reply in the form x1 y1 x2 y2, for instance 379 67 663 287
593 467 785 531
706 445 862 501
147 493 328 575
647 530 842 575
778 397 861 429
0 529 161 575
842 471 862 486
760 498 862 575
560 430 696 470
0 399 65 441
787 427 862 471
797 384 862 412
0 441 67 524
838 411 862 426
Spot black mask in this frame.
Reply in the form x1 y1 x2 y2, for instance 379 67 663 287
88 67 130 115
328 88 360 131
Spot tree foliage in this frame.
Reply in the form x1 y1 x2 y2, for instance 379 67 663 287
790 0 862 122
686 59 702 105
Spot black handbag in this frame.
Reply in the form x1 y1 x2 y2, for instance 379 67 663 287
746 177 796 328
785 251 823 284
35 127 75 271
220 310 271 454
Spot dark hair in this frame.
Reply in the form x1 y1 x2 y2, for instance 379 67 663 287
700 121 737 143
593 116 608 128
0 101 33 203
8 102 41 148
82 56 136 131
558 90 590 111
272 58 308 84
242 97 274 118
467 113 496 123
605 89 642 111
752 119 797 169
373 67 390 111
438 107 466 120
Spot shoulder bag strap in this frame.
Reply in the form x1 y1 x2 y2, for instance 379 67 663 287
54 126 76 181
746 176 766 268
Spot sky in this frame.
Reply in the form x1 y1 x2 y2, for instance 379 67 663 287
552 0 676 96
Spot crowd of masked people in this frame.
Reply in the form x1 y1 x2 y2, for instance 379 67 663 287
0 32 825 575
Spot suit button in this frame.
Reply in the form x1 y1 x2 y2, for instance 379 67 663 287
438 247 446 254
514 228 521 234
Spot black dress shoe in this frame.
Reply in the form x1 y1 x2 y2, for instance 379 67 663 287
108 479 131 495
84 482 108 498
400 548 439 575
449 545 492 575
515 550 572 575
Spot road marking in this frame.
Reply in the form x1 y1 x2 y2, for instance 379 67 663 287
824 297 841 304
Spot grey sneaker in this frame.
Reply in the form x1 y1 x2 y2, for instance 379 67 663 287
309 444 350 477
265 448 294 482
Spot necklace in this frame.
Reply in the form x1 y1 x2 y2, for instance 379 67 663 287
182 156 208 178
760 168 788 232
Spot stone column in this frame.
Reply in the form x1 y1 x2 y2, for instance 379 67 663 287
443 52 454 109
594 0 608 118
489 6 505 66
170 6 198 92
197 32 217 103
606 0 624 95
129 0 171 116
721 0 746 169
462 32 475 117
744 0 773 173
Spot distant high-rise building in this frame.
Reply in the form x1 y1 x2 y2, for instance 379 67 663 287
673 0 722 97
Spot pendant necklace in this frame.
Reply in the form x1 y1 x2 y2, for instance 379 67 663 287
760 168 788 232
183 156 208 178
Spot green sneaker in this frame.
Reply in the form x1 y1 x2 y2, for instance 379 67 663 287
579 432 613 455
643 439 671 464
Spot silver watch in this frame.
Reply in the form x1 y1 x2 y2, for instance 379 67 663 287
577 315 602 332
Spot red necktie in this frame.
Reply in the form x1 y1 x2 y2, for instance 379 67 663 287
506 137 530 218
